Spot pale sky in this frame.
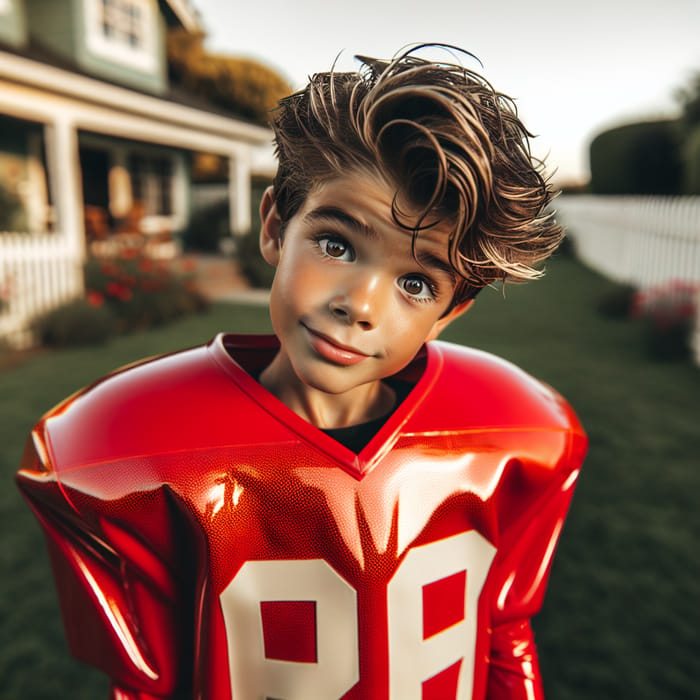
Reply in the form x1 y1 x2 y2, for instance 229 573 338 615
193 0 700 184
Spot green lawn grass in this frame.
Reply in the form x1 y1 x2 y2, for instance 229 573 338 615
2 254 698 699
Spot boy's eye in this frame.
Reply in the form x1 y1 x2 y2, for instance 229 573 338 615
400 275 435 299
317 236 355 261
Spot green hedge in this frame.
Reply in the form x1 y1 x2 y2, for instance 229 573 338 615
681 124 700 194
32 298 115 347
589 120 682 194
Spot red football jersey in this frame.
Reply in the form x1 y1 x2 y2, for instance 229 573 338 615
17 334 587 700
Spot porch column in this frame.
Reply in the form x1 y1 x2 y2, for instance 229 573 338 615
45 115 85 260
228 149 251 236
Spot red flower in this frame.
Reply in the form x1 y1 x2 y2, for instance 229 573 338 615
635 279 699 330
106 282 132 301
87 290 104 307
139 258 154 273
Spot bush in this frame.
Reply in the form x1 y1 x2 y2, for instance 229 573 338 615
631 280 699 361
32 298 115 347
554 233 576 259
681 124 700 194
233 229 275 289
596 282 638 319
182 200 230 252
589 120 683 195
167 29 291 126
84 250 208 332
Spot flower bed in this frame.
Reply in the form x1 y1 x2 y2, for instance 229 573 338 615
33 248 208 347
84 247 207 333
631 280 700 361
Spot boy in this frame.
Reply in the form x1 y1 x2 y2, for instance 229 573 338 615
17 45 587 699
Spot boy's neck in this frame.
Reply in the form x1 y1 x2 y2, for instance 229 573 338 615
259 352 396 430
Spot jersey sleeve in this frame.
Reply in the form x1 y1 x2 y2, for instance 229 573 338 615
486 424 588 700
16 428 192 699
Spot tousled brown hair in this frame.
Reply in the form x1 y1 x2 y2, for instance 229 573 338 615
270 44 562 303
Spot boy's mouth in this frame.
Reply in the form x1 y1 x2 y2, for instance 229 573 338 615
302 325 371 366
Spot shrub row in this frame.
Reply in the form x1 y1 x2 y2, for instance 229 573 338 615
33 250 208 348
682 124 700 194
589 120 683 195
596 279 699 362
589 119 700 195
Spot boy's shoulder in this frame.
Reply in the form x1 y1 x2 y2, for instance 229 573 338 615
42 334 274 418
423 340 584 435
35 334 275 472
431 339 548 393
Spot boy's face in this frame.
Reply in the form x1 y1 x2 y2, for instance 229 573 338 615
259 170 470 398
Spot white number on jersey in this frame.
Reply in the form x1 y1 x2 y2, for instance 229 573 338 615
220 531 496 699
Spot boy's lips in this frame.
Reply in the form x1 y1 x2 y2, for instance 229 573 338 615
302 325 371 366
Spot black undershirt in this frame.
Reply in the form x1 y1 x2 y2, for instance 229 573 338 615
320 378 413 453
250 369 414 454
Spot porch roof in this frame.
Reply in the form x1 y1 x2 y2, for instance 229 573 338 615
0 40 273 147
161 0 202 33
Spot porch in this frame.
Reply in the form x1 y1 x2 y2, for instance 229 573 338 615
0 49 275 347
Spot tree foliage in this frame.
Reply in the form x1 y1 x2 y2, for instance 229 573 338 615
589 120 682 195
587 70 700 195
681 124 700 194
167 29 292 126
675 71 700 130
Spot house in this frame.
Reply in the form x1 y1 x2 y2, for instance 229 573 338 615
0 0 276 346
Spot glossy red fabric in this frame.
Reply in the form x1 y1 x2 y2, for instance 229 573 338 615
17 334 587 699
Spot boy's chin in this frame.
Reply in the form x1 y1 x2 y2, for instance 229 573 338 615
293 362 379 397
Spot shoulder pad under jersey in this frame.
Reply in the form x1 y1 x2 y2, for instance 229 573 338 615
36 336 283 473
418 341 584 436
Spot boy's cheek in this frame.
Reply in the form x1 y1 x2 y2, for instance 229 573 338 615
277 259 334 304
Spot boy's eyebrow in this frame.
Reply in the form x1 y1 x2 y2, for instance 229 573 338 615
305 205 456 282
416 251 457 282
304 207 378 240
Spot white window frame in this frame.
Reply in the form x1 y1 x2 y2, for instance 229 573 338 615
83 0 157 73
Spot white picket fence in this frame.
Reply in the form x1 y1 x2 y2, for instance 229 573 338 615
0 233 83 349
555 195 700 287
555 195 700 365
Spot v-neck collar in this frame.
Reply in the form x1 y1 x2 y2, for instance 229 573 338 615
207 333 445 479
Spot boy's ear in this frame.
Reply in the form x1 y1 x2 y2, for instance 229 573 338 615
426 300 474 342
259 185 283 266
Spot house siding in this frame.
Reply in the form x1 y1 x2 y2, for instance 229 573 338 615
24 0 76 55
0 0 28 47
25 0 167 94
75 0 167 94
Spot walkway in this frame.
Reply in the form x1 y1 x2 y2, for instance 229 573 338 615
184 253 271 305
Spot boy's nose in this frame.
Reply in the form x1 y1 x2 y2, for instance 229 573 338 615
329 274 384 330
